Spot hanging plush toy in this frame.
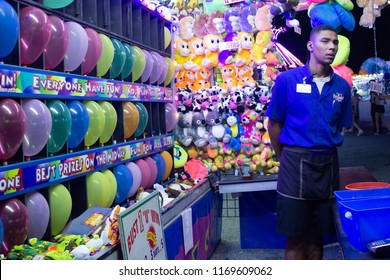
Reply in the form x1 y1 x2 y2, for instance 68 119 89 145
174 38 197 71
220 64 238 92
179 16 195 41
250 30 274 66
218 32 237 66
188 36 205 71
239 5 257 33
270 0 300 28
223 7 241 33
174 111 194 146
194 14 209 38
234 32 254 67
205 10 225 35
202 33 222 69
255 5 274 32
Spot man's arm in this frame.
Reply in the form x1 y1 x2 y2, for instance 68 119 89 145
267 118 283 159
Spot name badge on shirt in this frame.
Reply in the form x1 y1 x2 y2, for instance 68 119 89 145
296 83 312 94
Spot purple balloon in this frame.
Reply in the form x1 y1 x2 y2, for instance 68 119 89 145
44 16 69 70
165 103 178 132
82 28 103 75
64 21 89 72
141 49 153 83
0 99 26 161
157 56 168 85
19 6 52 65
0 198 29 255
149 52 164 84
22 99 52 157
126 162 142 198
25 191 50 240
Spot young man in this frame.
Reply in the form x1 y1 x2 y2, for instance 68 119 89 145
266 24 352 259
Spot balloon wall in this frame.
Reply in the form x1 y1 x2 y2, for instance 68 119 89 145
0 0 176 258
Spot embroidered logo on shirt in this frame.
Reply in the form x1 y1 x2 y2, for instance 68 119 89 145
333 93 344 102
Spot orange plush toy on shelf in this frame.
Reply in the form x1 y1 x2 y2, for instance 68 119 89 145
219 64 238 93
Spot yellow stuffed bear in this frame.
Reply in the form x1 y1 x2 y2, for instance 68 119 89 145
234 32 254 67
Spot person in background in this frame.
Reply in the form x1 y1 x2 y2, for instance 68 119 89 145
343 90 363 136
370 90 377 132
374 92 390 134
266 24 352 260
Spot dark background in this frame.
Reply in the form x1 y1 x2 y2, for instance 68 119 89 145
274 6 390 74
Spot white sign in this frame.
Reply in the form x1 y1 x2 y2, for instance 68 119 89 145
370 82 384 93
219 41 240 51
223 0 243 5
118 192 167 260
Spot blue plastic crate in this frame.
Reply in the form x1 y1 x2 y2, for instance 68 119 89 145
335 188 390 202
338 197 390 251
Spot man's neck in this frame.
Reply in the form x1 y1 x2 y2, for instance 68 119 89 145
308 60 331 78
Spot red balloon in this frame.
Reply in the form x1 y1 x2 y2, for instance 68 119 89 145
82 28 103 75
44 16 69 70
145 156 158 189
135 159 151 189
19 6 52 65
0 99 26 161
0 198 29 256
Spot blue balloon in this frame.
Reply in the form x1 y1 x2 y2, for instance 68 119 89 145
0 0 19 59
67 100 90 149
114 164 133 204
153 153 166 184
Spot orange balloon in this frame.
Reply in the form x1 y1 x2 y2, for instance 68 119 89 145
160 150 173 181
123 102 139 139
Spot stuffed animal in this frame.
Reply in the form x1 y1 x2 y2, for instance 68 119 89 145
205 110 230 147
237 65 257 89
229 90 246 114
205 10 225 35
194 14 209 38
175 70 187 89
174 111 194 146
240 109 262 146
189 111 209 148
250 30 274 66
174 38 197 72
218 32 237 66
223 7 241 33
234 32 254 67
179 16 195 41
356 0 388 28
219 64 238 92
255 5 274 32
175 88 193 113
202 33 222 69
239 5 256 33
270 0 300 28
188 36 205 71
225 112 244 151
193 67 211 91
183 69 197 92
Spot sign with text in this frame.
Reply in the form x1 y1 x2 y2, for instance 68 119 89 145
370 82 384 93
118 192 167 260
219 41 240 51
223 0 243 5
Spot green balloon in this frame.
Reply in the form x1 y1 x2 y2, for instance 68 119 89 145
110 38 126 79
133 102 148 138
47 100 71 154
97 34 114 77
49 184 72 236
99 101 117 144
131 46 146 82
122 43 135 79
84 100 105 147
86 172 111 208
164 57 175 86
43 0 74 9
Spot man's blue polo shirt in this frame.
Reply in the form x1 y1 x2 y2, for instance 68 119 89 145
266 64 352 149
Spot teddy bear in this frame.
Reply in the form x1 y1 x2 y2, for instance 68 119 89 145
356 0 388 28
188 111 209 148
205 110 230 143
237 65 257 89
202 33 222 69
250 30 274 66
173 111 194 146
234 32 254 67
219 64 238 93
239 5 256 33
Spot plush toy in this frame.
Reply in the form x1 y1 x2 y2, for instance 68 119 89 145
357 0 388 28
194 14 209 38
255 5 274 32
218 32 237 66
234 32 254 67
206 10 225 35
225 112 244 151
174 111 194 146
239 5 257 33
224 7 241 33
188 36 205 70
229 90 246 114
331 35 350 67
189 111 209 147
183 159 208 184
219 64 238 92
270 0 300 28
173 142 189 169
174 38 197 72
193 67 211 91
183 69 197 92
237 65 257 89
205 110 230 146
153 183 174 207
175 70 187 89
175 88 193 113
179 16 195 41
240 109 262 146
250 30 274 66
202 33 222 69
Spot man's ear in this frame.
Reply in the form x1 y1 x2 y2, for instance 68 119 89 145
307 41 313 51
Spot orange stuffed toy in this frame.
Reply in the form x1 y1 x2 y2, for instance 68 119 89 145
219 64 238 92
237 65 257 89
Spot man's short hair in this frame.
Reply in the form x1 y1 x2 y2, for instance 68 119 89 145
310 24 337 40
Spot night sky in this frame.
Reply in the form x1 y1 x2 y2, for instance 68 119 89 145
275 6 390 74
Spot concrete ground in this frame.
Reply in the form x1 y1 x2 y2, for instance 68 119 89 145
210 121 390 260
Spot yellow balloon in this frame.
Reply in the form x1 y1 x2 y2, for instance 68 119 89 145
131 46 146 82
99 101 117 144
97 34 115 77
84 100 105 147
164 27 171 50
331 35 350 67
101 169 117 207
160 150 173 181
123 101 140 139
164 57 175 86
49 184 72 236
86 171 111 207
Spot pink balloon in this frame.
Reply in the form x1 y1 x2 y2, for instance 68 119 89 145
135 158 151 189
141 49 153 83
145 156 158 188
0 198 29 256
44 16 69 69
126 162 142 198
157 56 168 85
165 103 178 132
82 28 103 75
22 99 52 157
149 51 164 84
0 99 26 161
25 191 50 240
20 6 52 65
64 21 88 72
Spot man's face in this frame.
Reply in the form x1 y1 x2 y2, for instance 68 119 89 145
308 30 339 65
